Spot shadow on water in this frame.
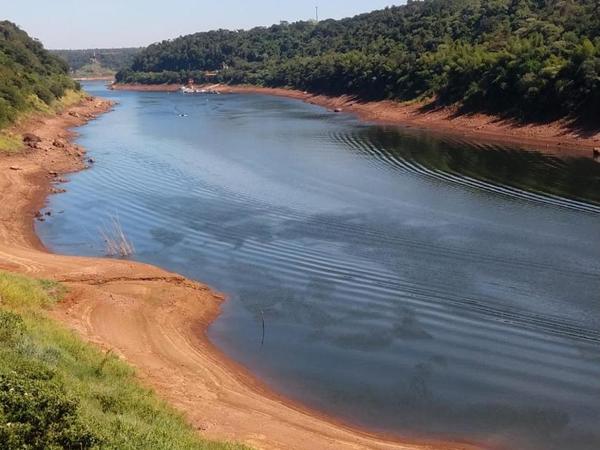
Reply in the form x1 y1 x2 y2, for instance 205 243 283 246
357 126 600 207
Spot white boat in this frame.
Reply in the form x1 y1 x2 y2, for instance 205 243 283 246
180 86 220 95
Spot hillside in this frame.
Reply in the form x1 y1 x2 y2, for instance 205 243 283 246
52 48 141 78
116 0 600 121
0 21 79 129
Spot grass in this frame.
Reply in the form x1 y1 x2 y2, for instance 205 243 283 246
100 215 135 258
0 271 250 450
0 132 22 153
0 89 87 154
53 89 88 109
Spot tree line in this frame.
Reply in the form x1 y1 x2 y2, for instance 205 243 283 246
116 0 600 121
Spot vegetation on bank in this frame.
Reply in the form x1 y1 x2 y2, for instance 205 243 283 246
0 21 80 130
0 271 249 450
51 48 141 78
0 88 86 153
0 132 22 153
116 0 600 121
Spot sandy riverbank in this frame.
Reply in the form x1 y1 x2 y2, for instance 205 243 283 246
112 82 600 157
0 98 484 450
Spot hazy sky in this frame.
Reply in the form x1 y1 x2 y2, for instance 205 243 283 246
3 1 402 50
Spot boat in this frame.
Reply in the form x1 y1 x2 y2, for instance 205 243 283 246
180 86 220 95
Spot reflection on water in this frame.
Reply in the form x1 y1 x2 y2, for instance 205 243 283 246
358 126 600 208
37 82 600 450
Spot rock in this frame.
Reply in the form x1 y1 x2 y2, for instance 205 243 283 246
9 166 22 171
34 211 43 218
22 133 41 144
593 147 600 158
87 158 95 164
334 108 343 113
68 111 80 118
45 211 52 216
22 133 41 148
48 171 58 177
53 139 65 148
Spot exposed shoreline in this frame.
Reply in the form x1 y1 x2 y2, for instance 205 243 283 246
112 82 600 157
0 98 484 449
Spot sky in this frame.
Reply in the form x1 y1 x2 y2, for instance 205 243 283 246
3 1 402 50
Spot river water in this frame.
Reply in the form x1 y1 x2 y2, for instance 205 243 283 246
38 82 600 450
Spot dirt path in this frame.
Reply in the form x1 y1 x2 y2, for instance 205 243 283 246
112 83 599 157
0 98 484 450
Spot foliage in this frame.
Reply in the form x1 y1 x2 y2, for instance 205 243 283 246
0 272 249 450
117 0 600 120
0 341 100 449
51 48 141 77
0 21 80 130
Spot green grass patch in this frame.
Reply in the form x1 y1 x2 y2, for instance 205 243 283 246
0 272 250 450
0 132 22 153
53 89 87 110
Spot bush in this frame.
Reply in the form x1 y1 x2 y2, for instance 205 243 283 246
0 369 100 449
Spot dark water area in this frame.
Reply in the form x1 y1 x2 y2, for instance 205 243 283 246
38 82 600 450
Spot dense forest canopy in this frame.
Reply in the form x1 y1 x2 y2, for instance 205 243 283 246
117 0 600 120
0 21 78 129
52 48 141 76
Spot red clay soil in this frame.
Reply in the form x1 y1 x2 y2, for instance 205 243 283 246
112 82 600 157
0 98 487 450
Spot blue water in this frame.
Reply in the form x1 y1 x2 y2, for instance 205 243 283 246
38 82 600 450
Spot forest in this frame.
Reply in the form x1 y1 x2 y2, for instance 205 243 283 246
52 48 141 77
116 0 600 120
0 21 79 129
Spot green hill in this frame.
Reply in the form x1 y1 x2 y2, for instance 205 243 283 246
52 48 141 78
116 0 600 121
0 21 79 129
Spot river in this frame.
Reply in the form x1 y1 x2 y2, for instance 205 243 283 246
37 81 600 450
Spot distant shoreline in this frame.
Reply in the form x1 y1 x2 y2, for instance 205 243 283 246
112 82 600 157
73 76 115 81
